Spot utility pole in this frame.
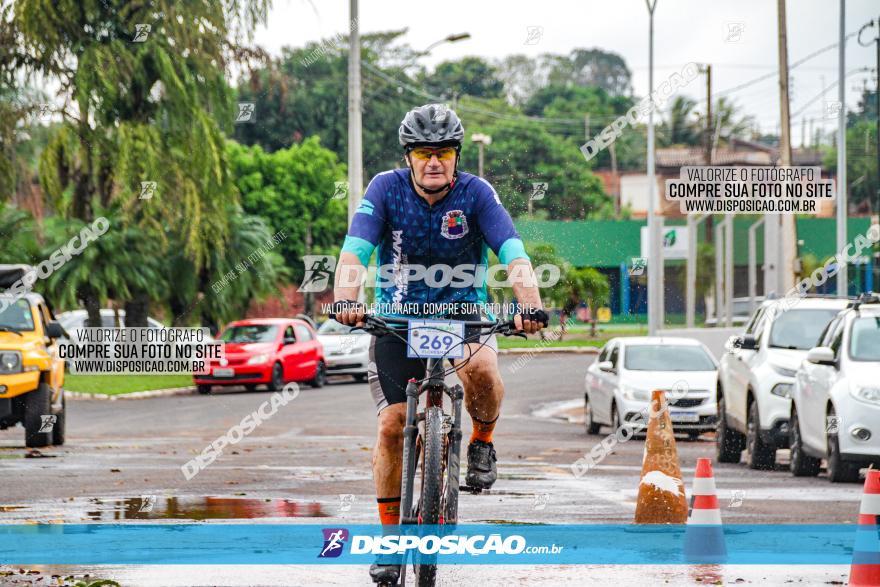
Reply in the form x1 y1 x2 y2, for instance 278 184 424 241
347 0 363 228
347 0 364 303
837 0 849 296
777 0 798 293
645 0 662 335
704 64 713 166
472 133 492 178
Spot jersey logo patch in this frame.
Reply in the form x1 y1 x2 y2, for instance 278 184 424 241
440 210 468 240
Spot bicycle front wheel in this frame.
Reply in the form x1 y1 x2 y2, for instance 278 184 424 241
414 406 444 586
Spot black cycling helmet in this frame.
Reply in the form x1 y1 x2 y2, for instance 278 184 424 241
398 103 464 147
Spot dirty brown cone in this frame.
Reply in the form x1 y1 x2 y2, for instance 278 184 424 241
634 389 688 524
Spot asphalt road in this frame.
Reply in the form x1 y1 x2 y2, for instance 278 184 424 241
0 354 861 585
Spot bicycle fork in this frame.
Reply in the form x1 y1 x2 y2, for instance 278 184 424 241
400 379 420 525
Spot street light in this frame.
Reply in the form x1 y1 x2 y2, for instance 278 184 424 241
399 33 472 72
423 33 471 54
471 133 492 177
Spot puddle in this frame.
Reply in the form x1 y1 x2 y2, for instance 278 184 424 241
84 496 328 521
477 519 549 525
0 497 327 522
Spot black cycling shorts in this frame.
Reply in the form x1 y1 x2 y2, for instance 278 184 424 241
367 312 497 413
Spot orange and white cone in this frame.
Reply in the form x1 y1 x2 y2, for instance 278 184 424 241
849 469 880 586
634 389 688 524
684 458 726 562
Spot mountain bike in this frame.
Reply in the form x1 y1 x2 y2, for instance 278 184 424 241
355 314 524 587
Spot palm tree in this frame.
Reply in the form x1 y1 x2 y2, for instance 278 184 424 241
664 96 701 146
169 205 289 330
40 208 165 327
0 203 38 262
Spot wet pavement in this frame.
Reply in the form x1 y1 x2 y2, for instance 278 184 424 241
0 354 865 585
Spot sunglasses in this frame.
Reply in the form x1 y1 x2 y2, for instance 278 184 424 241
408 146 458 162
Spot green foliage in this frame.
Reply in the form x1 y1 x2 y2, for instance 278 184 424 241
9 0 270 249
232 37 617 218
823 119 878 212
228 137 348 281
38 207 165 312
234 30 416 178
3 0 270 323
176 204 290 327
420 57 504 100
661 95 700 147
554 265 611 313
0 202 39 261
545 49 632 96
457 99 614 220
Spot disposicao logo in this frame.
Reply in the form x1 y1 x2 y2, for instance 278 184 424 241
319 528 349 558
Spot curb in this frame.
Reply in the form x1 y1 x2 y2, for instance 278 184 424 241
65 386 198 401
498 346 599 355
64 349 598 400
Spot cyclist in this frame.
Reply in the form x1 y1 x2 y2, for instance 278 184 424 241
333 103 547 584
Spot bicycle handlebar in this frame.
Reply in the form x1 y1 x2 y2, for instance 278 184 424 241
328 313 526 339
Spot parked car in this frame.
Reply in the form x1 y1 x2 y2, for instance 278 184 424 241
705 296 766 328
584 337 719 439
56 309 165 333
717 296 850 469
0 266 67 447
790 293 880 482
316 319 370 382
193 318 325 394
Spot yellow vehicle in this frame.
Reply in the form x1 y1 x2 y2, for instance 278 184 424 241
0 267 66 448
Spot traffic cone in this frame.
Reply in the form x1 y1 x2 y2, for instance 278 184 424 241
849 469 880 586
634 390 688 524
684 458 727 563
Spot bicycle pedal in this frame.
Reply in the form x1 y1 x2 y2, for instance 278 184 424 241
460 484 483 494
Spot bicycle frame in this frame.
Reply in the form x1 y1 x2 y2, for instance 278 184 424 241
399 355 465 525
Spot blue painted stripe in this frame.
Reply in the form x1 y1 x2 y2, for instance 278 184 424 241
341 235 375 267
498 238 529 265
0 524 866 565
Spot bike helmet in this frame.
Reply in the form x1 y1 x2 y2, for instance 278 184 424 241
398 103 464 147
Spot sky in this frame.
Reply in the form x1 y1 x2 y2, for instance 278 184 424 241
254 0 879 145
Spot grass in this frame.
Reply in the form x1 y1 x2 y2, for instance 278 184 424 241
496 337 603 349
64 374 194 395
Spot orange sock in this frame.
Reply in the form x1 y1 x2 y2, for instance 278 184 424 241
377 497 401 525
470 414 498 444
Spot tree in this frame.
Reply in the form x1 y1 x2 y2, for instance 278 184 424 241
4 0 269 325
553 265 610 336
234 30 419 178
522 84 645 172
823 120 877 212
545 49 632 96
167 204 289 330
495 54 552 106
228 137 348 285
421 57 504 100
456 112 615 220
823 88 879 213
0 202 38 262
41 207 165 327
661 96 700 147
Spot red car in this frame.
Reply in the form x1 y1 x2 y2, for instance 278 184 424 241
194 318 326 394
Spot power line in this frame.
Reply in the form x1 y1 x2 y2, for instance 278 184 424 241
715 31 859 99
791 67 874 119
